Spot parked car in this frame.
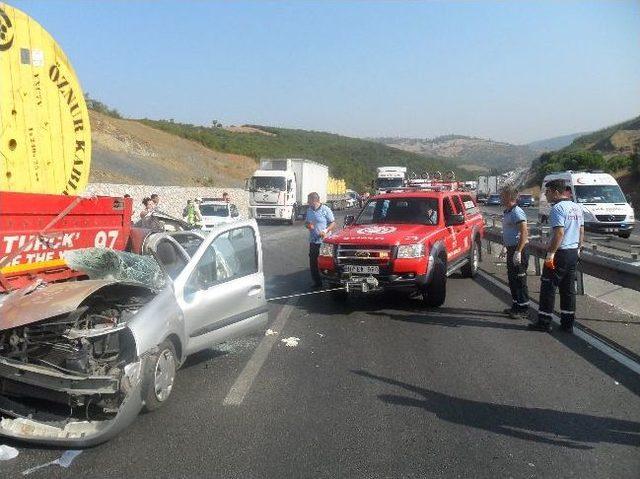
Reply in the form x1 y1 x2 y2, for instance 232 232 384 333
199 200 240 230
486 194 502 206
517 194 535 207
0 220 267 446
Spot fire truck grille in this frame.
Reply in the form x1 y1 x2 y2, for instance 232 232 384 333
336 245 393 265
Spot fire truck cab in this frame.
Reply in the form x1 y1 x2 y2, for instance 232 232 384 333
318 187 484 306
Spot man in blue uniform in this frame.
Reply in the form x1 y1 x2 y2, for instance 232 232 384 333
529 179 584 332
500 186 530 319
305 192 335 289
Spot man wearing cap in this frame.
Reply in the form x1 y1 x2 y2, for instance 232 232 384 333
529 179 584 332
305 192 335 289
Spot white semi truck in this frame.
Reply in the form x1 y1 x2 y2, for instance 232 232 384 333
248 159 329 224
374 166 407 193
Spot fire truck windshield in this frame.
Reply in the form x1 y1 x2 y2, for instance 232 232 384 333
356 198 439 225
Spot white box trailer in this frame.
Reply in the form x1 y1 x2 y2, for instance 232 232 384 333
291 159 328 205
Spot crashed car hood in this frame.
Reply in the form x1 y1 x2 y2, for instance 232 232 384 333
326 224 441 245
0 279 125 331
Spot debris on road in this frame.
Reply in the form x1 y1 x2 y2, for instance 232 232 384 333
316 332 325 338
0 445 19 460
281 337 301 347
22 450 82 475
265 329 278 336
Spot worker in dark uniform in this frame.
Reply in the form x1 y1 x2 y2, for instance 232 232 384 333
500 186 530 319
529 179 584 332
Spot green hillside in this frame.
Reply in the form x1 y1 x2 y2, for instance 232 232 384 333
566 115 640 152
527 115 640 187
139 119 465 189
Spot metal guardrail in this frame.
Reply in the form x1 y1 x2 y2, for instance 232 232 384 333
483 226 640 293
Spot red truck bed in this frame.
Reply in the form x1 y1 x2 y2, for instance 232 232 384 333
0 192 132 292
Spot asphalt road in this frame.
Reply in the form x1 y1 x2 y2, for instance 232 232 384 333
3 213 640 478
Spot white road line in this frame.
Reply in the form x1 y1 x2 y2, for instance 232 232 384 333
223 297 299 406
477 270 640 375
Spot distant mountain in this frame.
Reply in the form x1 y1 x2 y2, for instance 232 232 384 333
527 132 588 152
372 135 538 173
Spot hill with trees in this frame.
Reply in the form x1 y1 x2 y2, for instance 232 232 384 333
139 119 467 189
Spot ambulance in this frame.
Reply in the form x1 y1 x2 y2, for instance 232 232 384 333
538 171 634 238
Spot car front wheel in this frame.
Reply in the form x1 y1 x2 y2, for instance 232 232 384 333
143 340 177 411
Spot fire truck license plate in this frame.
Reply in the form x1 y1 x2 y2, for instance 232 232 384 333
344 265 379 274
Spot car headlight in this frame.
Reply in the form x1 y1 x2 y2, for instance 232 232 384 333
628 213 635 222
319 243 334 257
397 243 425 258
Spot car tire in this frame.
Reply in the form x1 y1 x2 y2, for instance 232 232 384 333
422 255 446 307
618 232 631 239
143 340 177 412
461 239 480 278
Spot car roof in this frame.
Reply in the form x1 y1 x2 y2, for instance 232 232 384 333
201 201 228 206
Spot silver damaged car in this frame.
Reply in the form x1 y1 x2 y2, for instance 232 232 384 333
0 220 268 446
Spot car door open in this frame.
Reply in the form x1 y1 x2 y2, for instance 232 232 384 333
173 220 268 355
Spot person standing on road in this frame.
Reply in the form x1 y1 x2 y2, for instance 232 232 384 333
305 192 335 289
500 186 530 319
529 179 584 333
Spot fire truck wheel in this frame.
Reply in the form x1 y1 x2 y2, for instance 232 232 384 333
461 239 479 278
422 255 446 307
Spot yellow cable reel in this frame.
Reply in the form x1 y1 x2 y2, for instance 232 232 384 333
0 2 91 195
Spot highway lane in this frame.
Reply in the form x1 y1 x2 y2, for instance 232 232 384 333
3 214 639 478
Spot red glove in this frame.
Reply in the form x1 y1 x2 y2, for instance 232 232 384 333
544 252 555 270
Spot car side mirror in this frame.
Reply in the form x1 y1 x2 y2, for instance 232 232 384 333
446 213 465 226
344 215 355 226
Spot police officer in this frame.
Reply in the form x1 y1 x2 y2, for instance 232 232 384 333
500 186 530 319
529 179 584 332
305 192 335 289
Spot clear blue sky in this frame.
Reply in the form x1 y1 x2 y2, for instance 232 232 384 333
11 0 640 144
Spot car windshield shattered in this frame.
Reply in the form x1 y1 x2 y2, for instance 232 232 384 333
356 198 439 225
65 248 167 290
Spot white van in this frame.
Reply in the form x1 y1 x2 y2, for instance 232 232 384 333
538 171 635 238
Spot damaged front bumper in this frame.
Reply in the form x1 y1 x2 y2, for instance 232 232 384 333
0 357 145 447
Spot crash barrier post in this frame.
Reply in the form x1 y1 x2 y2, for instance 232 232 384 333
483 226 640 294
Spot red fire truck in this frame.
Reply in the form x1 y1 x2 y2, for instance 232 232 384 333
318 186 485 306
